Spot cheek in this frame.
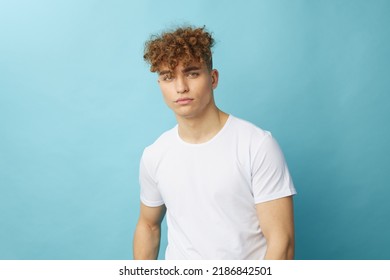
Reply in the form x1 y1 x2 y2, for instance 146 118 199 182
161 93 171 106
159 87 175 108
159 85 171 99
203 76 214 89
198 80 214 96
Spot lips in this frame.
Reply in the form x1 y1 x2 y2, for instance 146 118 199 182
175 98 194 105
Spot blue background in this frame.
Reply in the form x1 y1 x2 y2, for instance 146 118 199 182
1 0 389 260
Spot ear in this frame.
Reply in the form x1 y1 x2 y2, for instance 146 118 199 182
211 69 219 89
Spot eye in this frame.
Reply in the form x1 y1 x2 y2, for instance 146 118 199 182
187 72 199 78
161 73 174 82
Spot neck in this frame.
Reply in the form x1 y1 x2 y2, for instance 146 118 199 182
176 107 229 144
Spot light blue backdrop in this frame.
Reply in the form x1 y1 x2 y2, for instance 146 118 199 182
1 0 389 260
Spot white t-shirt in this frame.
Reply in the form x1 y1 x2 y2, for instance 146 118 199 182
139 115 296 259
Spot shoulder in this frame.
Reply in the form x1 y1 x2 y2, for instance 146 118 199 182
229 115 271 144
141 126 177 163
228 116 284 162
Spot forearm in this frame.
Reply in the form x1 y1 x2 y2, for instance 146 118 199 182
264 235 294 260
133 222 161 260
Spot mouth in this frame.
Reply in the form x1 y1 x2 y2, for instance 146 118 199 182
175 98 194 105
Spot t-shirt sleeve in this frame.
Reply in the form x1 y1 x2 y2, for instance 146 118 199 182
139 153 165 207
251 133 296 204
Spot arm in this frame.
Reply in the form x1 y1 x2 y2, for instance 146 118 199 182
256 196 295 260
133 202 166 260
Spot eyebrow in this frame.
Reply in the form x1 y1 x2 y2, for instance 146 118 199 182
182 66 201 73
158 70 172 76
158 65 201 76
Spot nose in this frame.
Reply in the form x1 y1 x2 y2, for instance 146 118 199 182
175 75 189 94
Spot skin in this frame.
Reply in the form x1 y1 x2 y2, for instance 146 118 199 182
133 203 166 260
157 61 228 144
133 60 295 260
257 196 295 259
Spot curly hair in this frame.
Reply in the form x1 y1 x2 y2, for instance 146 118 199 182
143 26 215 73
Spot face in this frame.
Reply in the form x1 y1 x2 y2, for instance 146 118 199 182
157 61 219 120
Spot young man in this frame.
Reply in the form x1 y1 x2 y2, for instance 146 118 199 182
133 26 296 260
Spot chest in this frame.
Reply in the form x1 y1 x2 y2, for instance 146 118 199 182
154 144 253 211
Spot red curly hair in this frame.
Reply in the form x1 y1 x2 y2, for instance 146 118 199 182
143 26 215 73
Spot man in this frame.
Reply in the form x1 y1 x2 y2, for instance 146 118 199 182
133 26 296 260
